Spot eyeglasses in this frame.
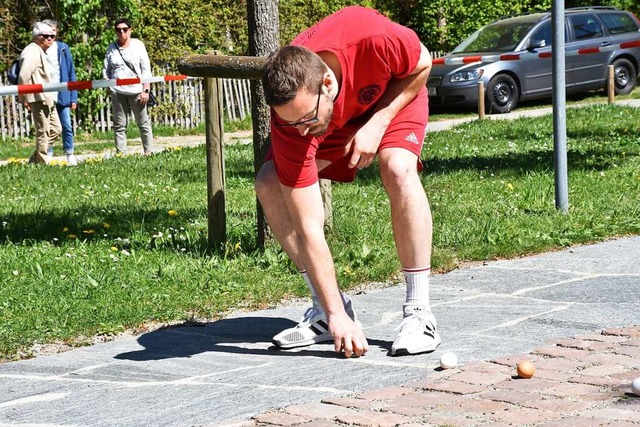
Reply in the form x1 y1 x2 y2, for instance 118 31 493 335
115 27 130 33
276 84 323 127
40 34 56 39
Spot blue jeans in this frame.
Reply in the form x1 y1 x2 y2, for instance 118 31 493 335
48 104 74 156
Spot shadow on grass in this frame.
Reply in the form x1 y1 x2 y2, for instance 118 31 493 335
114 316 392 360
352 146 633 186
0 204 220 254
425 147 634 175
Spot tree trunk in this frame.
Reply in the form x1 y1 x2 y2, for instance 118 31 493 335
247 0 279 249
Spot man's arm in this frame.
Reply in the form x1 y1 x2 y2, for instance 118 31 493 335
346 43 432 170
280 182 368 358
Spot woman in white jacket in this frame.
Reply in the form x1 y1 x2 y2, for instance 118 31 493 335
102 18 154 156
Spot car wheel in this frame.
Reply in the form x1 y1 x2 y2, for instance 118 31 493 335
610 58 637 95
486 74 519 114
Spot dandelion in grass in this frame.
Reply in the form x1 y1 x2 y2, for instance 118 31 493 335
7 157 27 165
103 222 110 229
62 227 69 232
507 183 514 191
168 210 178 216
83 229 95 235
68 234 77 239
110 246 118 252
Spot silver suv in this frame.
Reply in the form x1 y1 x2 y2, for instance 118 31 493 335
427 7 640 113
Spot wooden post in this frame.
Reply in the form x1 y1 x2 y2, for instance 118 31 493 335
478 81 485 119
204 76 226 250
607 65 615 104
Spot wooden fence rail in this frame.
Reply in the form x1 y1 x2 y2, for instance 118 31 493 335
0 72 252 140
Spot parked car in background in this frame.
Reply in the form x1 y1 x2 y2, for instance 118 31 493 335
427 7 640 113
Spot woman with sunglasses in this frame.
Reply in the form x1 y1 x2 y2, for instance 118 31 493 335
102 18 154 156
17 22 62 164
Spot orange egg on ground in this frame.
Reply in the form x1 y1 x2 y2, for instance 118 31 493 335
517 360 535 379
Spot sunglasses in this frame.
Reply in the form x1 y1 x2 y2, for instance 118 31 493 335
275 84 323 127
115 27 130 33
40 34 56 39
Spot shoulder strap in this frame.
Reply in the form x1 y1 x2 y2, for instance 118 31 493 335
116 45 139 77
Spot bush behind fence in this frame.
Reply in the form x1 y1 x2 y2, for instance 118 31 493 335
0 73 252 140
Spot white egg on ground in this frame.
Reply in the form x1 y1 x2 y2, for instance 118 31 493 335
632 377 640 396
439 352 458 369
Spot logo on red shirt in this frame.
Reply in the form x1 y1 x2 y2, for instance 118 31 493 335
358 84 381 105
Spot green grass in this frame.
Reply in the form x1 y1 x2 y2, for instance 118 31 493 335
0 104 639 361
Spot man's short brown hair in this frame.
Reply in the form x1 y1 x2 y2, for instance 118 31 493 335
262 46 327 106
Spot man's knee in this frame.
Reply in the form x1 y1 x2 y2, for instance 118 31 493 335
379 149 418 189
255 161 279 202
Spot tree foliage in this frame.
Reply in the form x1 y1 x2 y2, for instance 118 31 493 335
378 0 554 52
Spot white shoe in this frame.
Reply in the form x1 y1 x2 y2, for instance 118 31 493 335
391 304 441 356
66 154 78 166
272 297 358 349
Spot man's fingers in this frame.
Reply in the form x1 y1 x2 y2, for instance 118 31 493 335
334 336 342 354
360 336 370 355
335 336 369 358
342 340 354 358
349 152 360 169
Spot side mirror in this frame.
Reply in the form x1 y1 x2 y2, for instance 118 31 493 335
528 39 547 51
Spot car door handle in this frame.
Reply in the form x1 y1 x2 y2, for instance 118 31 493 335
600 41 612 47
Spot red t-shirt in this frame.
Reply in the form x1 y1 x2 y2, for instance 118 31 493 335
270 6 423 188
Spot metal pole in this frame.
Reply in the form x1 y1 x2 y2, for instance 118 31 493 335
552 0 569 212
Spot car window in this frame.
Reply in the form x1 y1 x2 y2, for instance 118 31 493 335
530 22 553 47
569 14 604 40
453 19 539 53
599 12 639 34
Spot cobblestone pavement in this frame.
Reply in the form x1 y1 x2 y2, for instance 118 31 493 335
243 326 640 427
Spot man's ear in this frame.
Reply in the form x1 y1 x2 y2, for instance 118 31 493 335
323 72 335 95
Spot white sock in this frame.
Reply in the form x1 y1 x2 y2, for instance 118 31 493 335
301 270 350 308
403 266 431 308
301 271 317 298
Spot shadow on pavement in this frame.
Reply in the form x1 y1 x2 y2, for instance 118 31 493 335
114 316 393 361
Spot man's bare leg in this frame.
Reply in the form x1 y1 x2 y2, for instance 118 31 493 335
255 160 357 349
378 148 441 355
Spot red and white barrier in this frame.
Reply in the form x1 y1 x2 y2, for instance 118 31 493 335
433 39 640 66
0 75 187 97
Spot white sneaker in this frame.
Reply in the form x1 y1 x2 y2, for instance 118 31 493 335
391 304 441 356
272 297 358 349
66 154 78 166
